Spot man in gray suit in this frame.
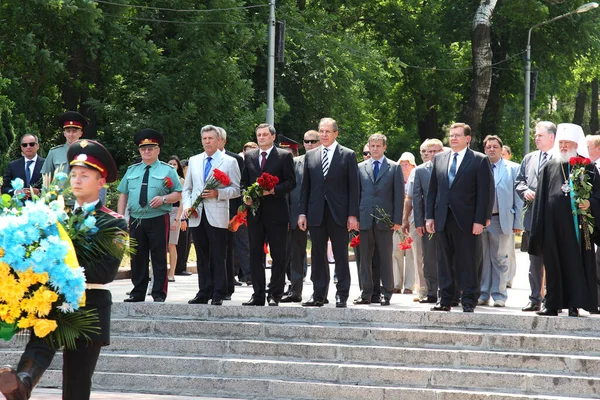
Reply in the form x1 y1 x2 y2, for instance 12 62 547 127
515 121 556 312
406 138 444 303
478 135 523 307
354 133 404 305
282 130 320 302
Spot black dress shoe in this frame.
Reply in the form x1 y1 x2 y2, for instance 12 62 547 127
522 302 541 312
323 299 330 304
188 295 209 304
431 303 451 312
568 307 580 317
175 271 192 276
462 304 474 313
336 299 347 308
124 296 144 303
302 297 324 307
153 298 165 303
268 296 279 306
451 301 460 307
536 307 558 316
280 294 302 303
211 299 223 306
419 296 438 304
353 297 371 305
381 298 391 306
371 295 382 303
242 296 265 306
224 295 232 301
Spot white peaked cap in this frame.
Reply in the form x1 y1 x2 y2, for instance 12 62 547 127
553 123 589 158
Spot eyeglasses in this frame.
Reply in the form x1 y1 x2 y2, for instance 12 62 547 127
362 151 371 156
21 142 37 147
448 134 465 139
139 146 158 152
304 139 319 144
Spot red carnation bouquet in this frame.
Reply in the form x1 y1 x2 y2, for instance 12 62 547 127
228 172 279 232
188 168 231 218
349 232 360 248
569 156 595 250
164 177 173 189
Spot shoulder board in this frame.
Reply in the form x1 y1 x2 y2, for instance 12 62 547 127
159 161 171 166
127 162 143 169
100 206 125 219
49 144 64 150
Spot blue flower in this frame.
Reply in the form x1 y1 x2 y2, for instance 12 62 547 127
11 178 24 191
54 172 68 183
83 216 96 230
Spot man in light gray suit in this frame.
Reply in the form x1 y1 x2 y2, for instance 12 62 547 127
282 130 320 303
354 133 404 305
182 125 241 305
478 135 523 307
408 138 444 303
515 120 556 312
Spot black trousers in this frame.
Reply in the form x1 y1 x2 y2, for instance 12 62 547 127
248 220 288 302
191 211 228 301
225 230 235 296
308 203 351 301
435 210 480 307
175 228 191 274
286 227 307 297
129 214 169 301
20 337 102 400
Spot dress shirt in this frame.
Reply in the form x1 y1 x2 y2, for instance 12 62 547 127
447 146 468 175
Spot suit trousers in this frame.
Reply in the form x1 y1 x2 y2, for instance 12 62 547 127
191 212 228 301
287 227 307 297
421 231 438 298
308 203 351 301
409 221 426 296
506 233 517 284
479 216 510 302
527 233 544 304
359 225 394 300
248 219 288 301
596 246 600 303
225 230 235 295
129 214 169 301
20 336 103 400
435 210 481 307
175 228 191 274
234 224 251 281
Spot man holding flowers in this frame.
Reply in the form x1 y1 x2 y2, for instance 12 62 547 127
529 123 600 317
182 125 240 306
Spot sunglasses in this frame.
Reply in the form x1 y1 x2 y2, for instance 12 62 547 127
304 139 319 144
21 142 37 148
362 151 371 156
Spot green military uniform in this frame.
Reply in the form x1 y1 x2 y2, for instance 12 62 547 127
40 143 70 176
118 160 182 219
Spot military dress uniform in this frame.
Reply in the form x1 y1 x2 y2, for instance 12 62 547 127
40 112 88 178
118 129 182 302
0 139 127 400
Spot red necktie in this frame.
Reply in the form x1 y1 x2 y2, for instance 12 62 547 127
260 151 267 170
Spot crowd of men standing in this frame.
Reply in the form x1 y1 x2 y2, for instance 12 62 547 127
5 113 600 315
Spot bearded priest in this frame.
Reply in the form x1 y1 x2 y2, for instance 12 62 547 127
529 123 600 317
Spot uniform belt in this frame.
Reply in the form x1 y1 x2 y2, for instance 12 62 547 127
86 283 109 290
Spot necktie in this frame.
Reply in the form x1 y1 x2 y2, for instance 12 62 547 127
448 153 458 186
25 160 33 187
373 160 380 180
539 152 547 174
322 148 329 177
139 165 151 207
492 164 498 213
204 156 213 181
260 152 267 170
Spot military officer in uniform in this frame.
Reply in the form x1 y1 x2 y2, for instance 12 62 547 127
0 139 128 400
118 129 182 302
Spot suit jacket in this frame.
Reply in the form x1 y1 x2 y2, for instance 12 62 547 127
515 150 548 231
299 143 360 227
289 154 305 230
412 160 433 229
182 150 241 229
426 148 494 233
358 157 404 230
225 149 244 218
241 146 295 225
493 159 524 235
1 156 45 194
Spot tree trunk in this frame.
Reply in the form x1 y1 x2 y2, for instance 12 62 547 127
459 0 498 149
590 77 599 134
416 97 440 144
573 81 588 126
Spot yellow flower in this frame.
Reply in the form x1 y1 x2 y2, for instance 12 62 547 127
32 318 57 338
16 269 49 288
0 247 4 257
21 287 58 317
0 261 9 278
16 314 36 329
0 275 27 304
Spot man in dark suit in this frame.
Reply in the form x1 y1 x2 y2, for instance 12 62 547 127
282 130 320 303
1 134 45 197
354 133 404 306
217 127 246 298
241 123 296 306
298 117 360 308
425 122 494 312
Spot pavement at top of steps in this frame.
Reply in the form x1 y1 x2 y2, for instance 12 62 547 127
31 389 239 399
110 250 600 316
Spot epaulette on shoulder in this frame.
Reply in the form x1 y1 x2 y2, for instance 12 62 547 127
49 144 64 151
159 160 170 166
127 162 142 169
101 206 124 219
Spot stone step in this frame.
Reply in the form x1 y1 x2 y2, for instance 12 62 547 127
110 318 600 357
112 303 600 336
20 356 600 399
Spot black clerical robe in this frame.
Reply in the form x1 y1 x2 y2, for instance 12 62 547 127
529 158 600 311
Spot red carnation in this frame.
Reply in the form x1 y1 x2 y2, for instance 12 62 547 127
350 235 360 248
583 158 592 165
570 157 578 166
257 172 279 190
164 177 173 189
213 169 231 186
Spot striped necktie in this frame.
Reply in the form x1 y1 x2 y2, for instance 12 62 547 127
322 148 329 177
